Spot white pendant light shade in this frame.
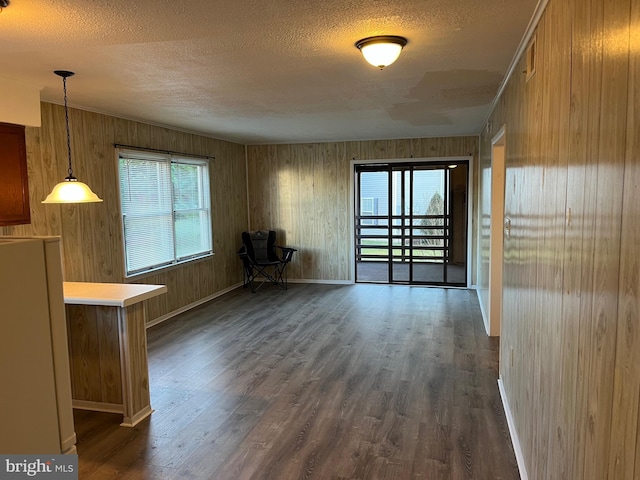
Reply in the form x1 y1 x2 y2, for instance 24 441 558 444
42 70 103 204
42 178 103 203
356 36 408 69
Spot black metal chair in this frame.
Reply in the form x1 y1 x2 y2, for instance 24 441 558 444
238 230 296 292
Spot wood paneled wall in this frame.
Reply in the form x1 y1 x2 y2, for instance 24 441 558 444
480 0 640 477
246 137 478 282
1 102 248 323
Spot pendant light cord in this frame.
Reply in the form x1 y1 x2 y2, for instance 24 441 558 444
42 69 103 203
62 75 75 180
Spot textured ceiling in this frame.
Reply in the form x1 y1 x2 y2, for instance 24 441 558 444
0 0 538 144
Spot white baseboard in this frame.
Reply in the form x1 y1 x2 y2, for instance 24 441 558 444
121 406 154 428
145 280 356 329
146 282 244 328
72 400 124 414
498 377 528 480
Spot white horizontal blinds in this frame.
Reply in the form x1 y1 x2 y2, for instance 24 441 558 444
171 157 212 260
117 149 213 276
119 152 174 274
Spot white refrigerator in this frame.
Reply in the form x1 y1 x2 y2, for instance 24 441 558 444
0 236 76 454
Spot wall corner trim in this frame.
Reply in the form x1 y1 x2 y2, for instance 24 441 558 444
498 377 529 480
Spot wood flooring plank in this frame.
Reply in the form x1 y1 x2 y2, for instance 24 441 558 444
73 284 520 480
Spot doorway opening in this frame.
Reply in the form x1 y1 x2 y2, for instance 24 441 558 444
354 160 469 286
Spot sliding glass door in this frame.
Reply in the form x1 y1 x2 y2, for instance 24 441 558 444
355 161 468 286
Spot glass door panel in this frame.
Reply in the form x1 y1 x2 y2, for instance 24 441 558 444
355 170 389 282
355 162 467 286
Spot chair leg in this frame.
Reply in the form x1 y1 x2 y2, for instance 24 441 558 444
242 264 255 292
273 262 291 290
249 264 277 292
240 259 291 293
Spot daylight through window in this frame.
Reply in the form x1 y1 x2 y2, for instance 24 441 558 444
117 149 213 276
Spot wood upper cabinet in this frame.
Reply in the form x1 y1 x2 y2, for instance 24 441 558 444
0 122 30 226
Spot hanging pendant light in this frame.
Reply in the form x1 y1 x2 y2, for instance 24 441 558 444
42 70 103 204
355 35 408 69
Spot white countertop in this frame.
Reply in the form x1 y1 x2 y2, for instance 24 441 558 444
63 282 168 307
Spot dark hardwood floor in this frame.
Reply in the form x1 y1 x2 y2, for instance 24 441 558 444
73 283 519 480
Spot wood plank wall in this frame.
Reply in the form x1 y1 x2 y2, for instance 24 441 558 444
0 102 248 323
480 0 640 477
246 137 478 282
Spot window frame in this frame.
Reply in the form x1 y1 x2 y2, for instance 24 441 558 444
116 148 214 278
360 197 378 225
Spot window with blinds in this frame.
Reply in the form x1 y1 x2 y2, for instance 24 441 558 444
117 149 213 276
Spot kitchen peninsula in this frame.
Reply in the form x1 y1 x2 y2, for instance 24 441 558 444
63 282 167 427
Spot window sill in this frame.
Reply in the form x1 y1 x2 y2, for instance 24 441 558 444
124 252 214 282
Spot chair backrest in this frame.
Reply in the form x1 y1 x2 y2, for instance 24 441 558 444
242 230 278 263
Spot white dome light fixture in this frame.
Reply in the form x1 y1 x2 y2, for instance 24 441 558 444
43 70 103 204
355 35 408 69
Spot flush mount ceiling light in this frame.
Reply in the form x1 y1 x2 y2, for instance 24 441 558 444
355 35 408 69
43 71 103 204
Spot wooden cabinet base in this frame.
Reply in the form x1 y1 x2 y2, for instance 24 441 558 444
71 400 153 427
63 282 167 428
66 302 153 427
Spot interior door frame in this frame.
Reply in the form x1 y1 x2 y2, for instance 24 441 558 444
488 126 506 336
349 156 474 286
